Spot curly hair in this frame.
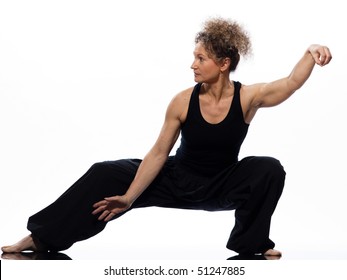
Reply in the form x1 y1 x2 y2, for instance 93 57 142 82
195 17 252 72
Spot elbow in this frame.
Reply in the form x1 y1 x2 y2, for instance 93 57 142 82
145 146 170 164
287 77 304 93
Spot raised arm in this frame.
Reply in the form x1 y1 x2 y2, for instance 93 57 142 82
92 90 190 221
243 44 332 123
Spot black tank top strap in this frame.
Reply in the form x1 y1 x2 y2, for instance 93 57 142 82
230 81 244 122
184 83 203 124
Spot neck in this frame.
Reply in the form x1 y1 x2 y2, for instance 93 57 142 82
202 76 233 101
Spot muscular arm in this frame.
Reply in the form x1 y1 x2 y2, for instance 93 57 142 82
124 102 181 204
243 44 332 123
92 90 191 221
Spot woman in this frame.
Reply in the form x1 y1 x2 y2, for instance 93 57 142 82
2 17 332 257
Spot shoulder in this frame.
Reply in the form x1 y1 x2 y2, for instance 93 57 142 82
239 82 264 105
173 86 195 103
166 86 195 122
239 82 264 123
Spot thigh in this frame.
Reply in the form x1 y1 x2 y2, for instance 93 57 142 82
204 156 285 211
133 157 181 208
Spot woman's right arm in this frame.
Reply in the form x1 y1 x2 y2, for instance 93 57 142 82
92 89 191 221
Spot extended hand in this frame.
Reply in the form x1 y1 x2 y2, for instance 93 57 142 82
308 44 332 66
92 195 132 222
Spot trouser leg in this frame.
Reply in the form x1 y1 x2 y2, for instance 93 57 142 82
223 156 286 254
27 159 142 251
28 157 181 251
134 156 285 255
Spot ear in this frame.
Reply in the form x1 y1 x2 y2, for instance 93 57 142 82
220 57 231 72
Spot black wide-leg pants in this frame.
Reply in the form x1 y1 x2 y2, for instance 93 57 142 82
27 156 285 254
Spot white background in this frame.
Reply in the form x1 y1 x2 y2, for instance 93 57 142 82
1 0 346 261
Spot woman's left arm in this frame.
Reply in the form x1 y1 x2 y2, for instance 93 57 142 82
249 44 332 109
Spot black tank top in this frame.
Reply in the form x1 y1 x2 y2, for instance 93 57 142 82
175 81 249 176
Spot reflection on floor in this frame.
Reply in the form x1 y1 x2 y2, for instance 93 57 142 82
227 254 278 260
1 252 280 260
1 252 72 260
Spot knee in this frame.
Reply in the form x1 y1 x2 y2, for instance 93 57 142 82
255 156 286 181
248 157 286 199
90 161 111 175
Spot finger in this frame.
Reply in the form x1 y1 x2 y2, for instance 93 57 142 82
98 210 110 221
311 52 322 66
318 50 327 66
93 200 107 208
322 47 332 65
104 212 115 222
104 196 120 202
92 205 106 215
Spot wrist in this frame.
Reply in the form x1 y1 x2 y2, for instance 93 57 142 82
123 192 137 206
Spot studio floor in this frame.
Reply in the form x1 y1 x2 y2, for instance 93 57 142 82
2 248 347 261
1 208 347 261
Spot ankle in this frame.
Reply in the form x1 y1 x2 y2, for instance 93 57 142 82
31 235 48 252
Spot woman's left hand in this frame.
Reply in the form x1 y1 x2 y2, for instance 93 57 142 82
308 44 332 66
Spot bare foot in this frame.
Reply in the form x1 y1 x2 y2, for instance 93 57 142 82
1 235 46 253
264 248 282 256
263 249 282 260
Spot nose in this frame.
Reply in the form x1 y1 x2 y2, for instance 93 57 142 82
191 60 197 70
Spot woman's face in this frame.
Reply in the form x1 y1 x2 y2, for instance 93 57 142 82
191 42 221 83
